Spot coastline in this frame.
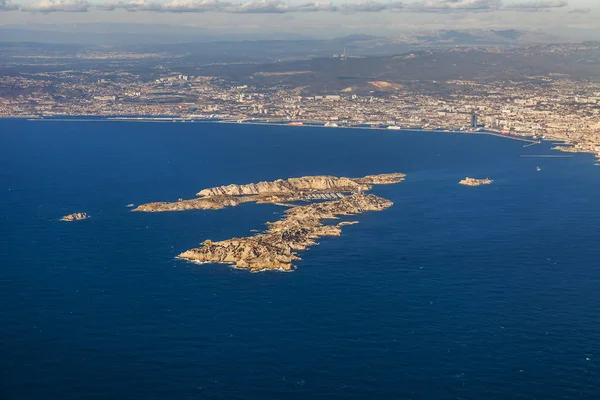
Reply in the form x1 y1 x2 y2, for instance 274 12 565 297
4 114 542 143
7 114 597 161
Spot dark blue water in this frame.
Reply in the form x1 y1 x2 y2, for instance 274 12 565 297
2 119 600 399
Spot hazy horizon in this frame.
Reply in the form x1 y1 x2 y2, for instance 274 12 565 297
0 0 599 42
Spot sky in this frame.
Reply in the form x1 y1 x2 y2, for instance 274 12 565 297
0 0 598 40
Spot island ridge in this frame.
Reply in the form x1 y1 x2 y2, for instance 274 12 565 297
133 173 405 212
134 173 405 272
179 194 392 272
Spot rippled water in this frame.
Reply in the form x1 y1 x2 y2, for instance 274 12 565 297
1 119 599 399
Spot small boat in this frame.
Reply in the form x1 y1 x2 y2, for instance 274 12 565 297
536 166 541 172
126 203 135 207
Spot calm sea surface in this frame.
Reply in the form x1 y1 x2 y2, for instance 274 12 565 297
1 119 600 399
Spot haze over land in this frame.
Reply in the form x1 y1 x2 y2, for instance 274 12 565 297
0 0 599 42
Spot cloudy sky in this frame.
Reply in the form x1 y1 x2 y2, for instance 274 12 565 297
0 0 598 39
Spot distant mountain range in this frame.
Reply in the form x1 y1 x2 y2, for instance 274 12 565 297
0 24 564 48
373 29 563 47
0 25 579 68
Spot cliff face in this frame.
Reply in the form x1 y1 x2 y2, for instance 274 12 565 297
177 194 393 272
353 173 406 185
133 195 251 212
133 173 405 213
196 173 405 197
196 176 359 197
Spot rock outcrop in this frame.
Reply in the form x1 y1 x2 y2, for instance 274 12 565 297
133 173 405 212
353 173 406 185
178 194 393 272
60 212 88 221
134 173 405 272
196 173 405 197
459 177 493 186
133 195 253 212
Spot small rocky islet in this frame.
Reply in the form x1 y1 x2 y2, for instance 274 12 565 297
134 173 405 272
459 177 493 186
60 212 89 222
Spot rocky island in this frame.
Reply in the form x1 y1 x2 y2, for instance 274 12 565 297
134 173 405 272
133 173 405 212
60 212 89 222
459 177 493 186
179 194 392 272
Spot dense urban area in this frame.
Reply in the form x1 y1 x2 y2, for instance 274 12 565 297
1 41 600 160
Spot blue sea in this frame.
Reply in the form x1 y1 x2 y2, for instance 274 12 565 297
1 119 600 399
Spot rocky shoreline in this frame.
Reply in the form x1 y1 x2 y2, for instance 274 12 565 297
134 173 405 272
552 143 600 162
178 194 393 272
133 173 405 212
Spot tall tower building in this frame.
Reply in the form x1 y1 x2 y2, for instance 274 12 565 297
471 113 478 128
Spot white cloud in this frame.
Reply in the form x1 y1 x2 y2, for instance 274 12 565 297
227 0 334 13
504 1 568 11
95 0 407 13
163 0 229 11
100 0 230 12
0 0 20 10
345 1 404 12
568 7 590 14
21 0 89 11
405 0 569 13
16 0 572 13
96 0 164 11
0 0 18 9
406 0 502 12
